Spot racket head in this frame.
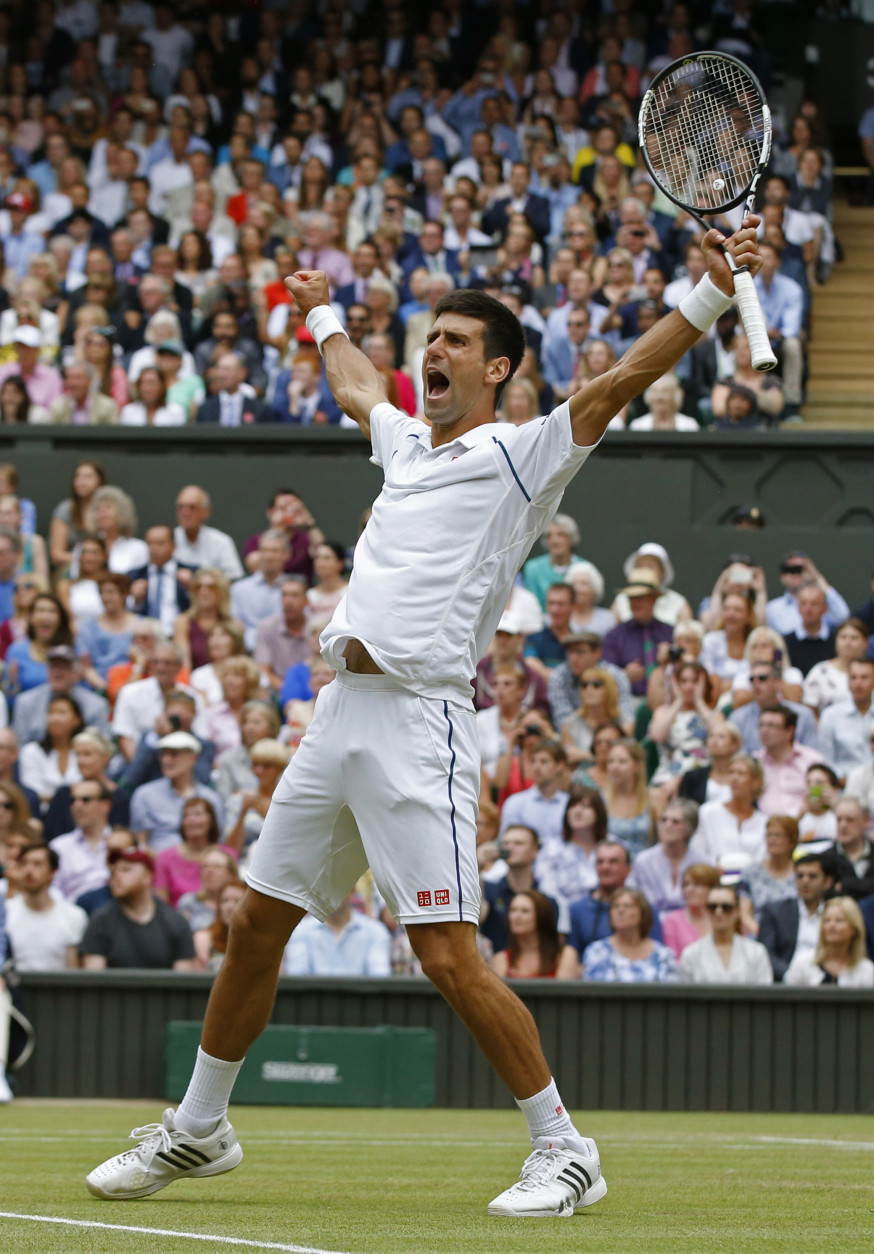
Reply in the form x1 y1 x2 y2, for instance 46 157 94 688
639 51 771 217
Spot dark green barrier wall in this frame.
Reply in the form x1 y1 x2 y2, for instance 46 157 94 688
16 972 874 1113
4 427 874 612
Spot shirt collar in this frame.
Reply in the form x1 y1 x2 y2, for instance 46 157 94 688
795 622 830 641
424 421 500 453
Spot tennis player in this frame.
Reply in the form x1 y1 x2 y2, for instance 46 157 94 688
87 217 762 1218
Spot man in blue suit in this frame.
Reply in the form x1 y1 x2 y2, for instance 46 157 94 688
400 220 461 287
195 353 275 425
482 162 552 244
542 308 594 401
334 241 381 311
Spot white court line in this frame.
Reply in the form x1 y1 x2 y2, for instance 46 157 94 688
0 1213 352 1254
4 1131 874 1151
751 1136 874 1151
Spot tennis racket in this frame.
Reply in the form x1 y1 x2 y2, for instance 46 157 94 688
639 50 777 371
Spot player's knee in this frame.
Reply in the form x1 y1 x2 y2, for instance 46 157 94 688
226 891 298 967
410 924 481 990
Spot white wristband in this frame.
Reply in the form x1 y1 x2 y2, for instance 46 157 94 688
678 274 734 333
305 306 349 355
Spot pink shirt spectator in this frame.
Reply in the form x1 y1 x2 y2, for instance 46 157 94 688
754 743 824 818
0 361 64 410
661 909 704 960
153 844 237 908
296 247 354 291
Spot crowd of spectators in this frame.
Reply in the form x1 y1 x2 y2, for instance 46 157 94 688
0 1 862 1099
0 467 871 1015
0 1 838 433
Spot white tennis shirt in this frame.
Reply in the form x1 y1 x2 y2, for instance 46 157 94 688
321 401 598 704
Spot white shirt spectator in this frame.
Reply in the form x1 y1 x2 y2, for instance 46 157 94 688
55 0 99 39
230 572 284 651
627 412 699 432
498 784 569 847
105 535 149 576
173 524 244 582
5 894 87 971
119 401 188 426
680 933 773 985
689 801 767 869
282 910 392 976
141 22 194 84
783 951 874 988
147 157 194 216
19 741 82 802
89 181 130 228
112 676 207 748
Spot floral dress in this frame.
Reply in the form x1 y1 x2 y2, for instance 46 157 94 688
737 861 798 920
650 708 710 786
582 938 680 983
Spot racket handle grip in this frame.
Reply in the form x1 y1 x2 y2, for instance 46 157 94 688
732 268 778 372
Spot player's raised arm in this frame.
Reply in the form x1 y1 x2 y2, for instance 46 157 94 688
567 216 763 448
284 271 387 437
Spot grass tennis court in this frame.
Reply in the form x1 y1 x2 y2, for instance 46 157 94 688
1 1102 872 1253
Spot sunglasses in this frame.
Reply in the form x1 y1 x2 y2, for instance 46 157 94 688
581 680 604 688
750 674 772 683
707 901 737 913
0 800 15 810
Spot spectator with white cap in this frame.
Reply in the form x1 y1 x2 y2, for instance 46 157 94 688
0 326 63 411
472 610 550 717
129 729 223 854
611 542 692 626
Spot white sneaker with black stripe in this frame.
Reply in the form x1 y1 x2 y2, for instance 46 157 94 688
487 1135 607 1217
86 1108 243 1199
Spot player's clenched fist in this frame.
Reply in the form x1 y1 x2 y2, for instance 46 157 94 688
284 270 330 315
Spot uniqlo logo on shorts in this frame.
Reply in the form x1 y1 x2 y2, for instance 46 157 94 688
435 889 451 906
417 891 432 907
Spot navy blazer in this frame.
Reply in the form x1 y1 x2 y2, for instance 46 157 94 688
758 898 800 982
195 395 276 425
482 193 551 243
127 563 193 617
860 895 874 961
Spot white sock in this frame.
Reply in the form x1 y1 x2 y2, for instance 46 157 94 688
175 1047 245 1138
516 1078 584 1148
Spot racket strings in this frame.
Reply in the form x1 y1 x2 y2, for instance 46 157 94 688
643 59 764 212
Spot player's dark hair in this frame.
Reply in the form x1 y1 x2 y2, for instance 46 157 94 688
434 290 526 408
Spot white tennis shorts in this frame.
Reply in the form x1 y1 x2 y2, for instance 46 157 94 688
246 669 482 926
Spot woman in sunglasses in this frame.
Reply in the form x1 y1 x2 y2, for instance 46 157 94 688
679 884 773 984
561 666 621 767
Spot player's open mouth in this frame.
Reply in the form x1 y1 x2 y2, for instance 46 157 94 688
426 367 450 400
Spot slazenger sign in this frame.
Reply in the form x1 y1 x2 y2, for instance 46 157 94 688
261 1062 341 1083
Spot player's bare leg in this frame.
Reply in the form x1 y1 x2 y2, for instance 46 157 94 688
407 920 549 1096
201 889 306 1060
407 920 607 1216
